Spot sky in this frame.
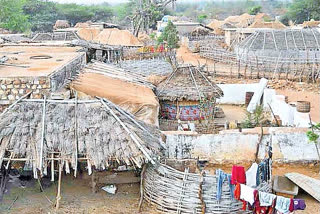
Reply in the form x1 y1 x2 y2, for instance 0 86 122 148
51 0 207 5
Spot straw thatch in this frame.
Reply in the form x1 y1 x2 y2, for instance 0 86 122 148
302 20 320 28
0 99 164 176
248 20 286 29
93 28 143 47
156 65 223 101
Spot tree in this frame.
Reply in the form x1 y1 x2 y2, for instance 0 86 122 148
56 4 95 26
306 122 320 174
197 14 208 23
157 20 179 49
248 5 262 15
286 0 320 24
23 0 59 32
0 0 30 33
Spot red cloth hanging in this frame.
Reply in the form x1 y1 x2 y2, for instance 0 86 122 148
231 165 246 185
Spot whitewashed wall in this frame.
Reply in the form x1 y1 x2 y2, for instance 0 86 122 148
217 83 259 104
164 128 319 162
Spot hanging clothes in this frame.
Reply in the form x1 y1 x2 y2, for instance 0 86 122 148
259 191 277 207
275 196 291 214
293 199 306 210
216 169 234 201
231 165 246 185
246 162 258 187
234 183 246 210
240 184 255 206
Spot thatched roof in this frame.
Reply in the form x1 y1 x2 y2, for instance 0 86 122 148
248 20 286 29
156 65 223 101
0 99 164 176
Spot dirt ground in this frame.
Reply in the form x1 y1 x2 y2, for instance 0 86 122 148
1 164 319 214
0 174 156 214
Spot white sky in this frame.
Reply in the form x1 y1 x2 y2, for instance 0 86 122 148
51 0 202 5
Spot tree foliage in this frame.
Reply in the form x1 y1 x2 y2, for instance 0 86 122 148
23 0 58 32
248 6 262 15
285 0 320 24
0 0 30 33
157 21 179 49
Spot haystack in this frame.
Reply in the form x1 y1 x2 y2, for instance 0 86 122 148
255 13 271 21
207 19 225 35
302 20 320 28
190 26 210 36
0 98 164 176
53 20 70 30
138 32 151 45
71 62 159 126
156 65 223 132
225 13 254 28
76 27 101 41
248 20 286 29
93 28 143 47
74 21 92 28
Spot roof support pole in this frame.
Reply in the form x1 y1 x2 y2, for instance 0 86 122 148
39 95 47 173
100 99 155 165
188 67 202 100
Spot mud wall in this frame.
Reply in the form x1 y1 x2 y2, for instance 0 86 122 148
164 127 319 163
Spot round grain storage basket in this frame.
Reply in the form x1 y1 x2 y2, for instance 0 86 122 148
296 101 310 113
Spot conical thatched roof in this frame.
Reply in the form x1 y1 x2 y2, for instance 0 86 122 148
0 98 164 176
156 65 223 101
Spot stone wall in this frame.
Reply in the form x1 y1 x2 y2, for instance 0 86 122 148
0 77 50 103
164 127 319 163
0 52 86 105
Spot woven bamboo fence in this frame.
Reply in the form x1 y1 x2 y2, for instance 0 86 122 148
144 163 251 214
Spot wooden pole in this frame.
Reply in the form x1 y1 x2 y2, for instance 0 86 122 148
55 162 62 210
138 164 147 212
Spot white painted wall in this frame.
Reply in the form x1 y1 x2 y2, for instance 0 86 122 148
217 83 259 104
164 128 319 162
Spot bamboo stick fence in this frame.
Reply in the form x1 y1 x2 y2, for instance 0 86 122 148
144 163 257 214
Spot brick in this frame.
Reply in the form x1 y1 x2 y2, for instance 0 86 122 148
37 85 42 89
19 89 24 94
33 80 40 84
7 84 13 89
15 95 20 99
25 89 32 94
26 84 31 89
14 84 20 88
39 80 46 85
13 80 21 85
31 85 37 89
5 80 12 84
21 84 26 89
0 90 4 95
33 94 42 99
8 95 15 100
11 88 18 94
0 85 6 90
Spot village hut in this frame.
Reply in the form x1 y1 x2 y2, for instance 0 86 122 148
156 65 223 133
71 62 160 126
0 98 164 177
235 29 320 63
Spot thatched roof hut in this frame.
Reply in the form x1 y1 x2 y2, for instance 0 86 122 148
156 65 223 132
157 65 223 102
0 98 164 177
